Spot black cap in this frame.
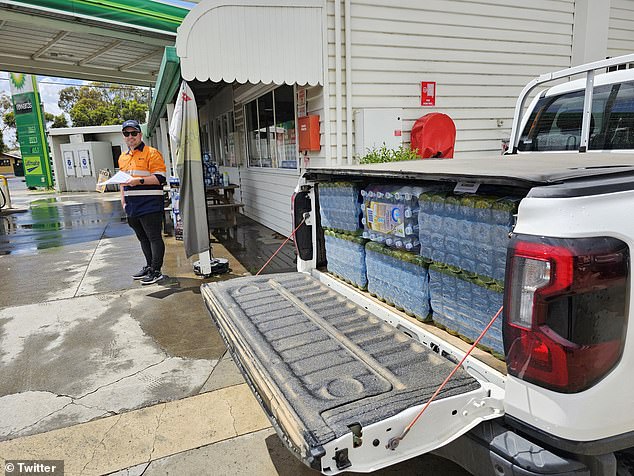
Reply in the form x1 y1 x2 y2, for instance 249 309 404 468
122 119 142 132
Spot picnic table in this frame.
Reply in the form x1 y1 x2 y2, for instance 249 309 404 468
206 183 244 229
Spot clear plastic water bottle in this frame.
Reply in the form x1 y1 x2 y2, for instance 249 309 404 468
404 223 419 236
404 239 420 251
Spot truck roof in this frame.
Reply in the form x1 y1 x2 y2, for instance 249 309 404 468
305 153 634 188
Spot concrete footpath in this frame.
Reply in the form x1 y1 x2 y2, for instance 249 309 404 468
0 177 468 475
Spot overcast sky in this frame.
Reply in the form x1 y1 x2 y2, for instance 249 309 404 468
1 72 89 147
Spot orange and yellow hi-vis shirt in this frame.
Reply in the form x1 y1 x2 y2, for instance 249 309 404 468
118 142 166 217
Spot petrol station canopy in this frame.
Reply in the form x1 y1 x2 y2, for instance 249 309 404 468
0 0 190 86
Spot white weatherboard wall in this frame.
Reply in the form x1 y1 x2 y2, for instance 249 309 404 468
608 0 634 59
239 168 298 238
314 0 576 160
233 83 326 236
229 82 301 238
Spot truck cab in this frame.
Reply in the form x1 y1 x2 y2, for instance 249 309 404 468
517 68 634 153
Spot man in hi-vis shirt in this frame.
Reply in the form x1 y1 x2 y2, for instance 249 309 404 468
119 119 167 285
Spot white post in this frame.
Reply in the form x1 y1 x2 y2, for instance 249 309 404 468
166 102 178 178
198 250 213 274
159 117 172 177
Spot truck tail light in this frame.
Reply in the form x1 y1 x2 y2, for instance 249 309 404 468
504 235 629 393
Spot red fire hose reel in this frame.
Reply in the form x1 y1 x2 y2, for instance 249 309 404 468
410 113 456 159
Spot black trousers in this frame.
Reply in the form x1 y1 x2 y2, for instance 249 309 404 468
127 212 165 271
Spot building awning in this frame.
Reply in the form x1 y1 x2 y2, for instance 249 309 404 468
147 46 181 137
176 0 323 86
0 0 189 86
5 0 187 34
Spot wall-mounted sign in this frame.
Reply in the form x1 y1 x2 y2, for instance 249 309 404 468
421 81 436 107
7 73 53 188
63 151 75 177
78 150 91 176
14 99 33 114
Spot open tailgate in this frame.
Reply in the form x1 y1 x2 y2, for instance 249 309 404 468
201 272 504 474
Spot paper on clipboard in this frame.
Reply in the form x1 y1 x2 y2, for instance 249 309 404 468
98 171 133 185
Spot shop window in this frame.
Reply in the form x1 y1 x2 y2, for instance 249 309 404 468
212 111 237 167
0 159 10 167
201 123 210 155
245 85 297 169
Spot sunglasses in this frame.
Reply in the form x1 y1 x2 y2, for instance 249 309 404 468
122 131 140 137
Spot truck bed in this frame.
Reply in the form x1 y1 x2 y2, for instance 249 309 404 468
201 272 486 470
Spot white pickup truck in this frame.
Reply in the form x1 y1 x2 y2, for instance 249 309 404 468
202 55 634 476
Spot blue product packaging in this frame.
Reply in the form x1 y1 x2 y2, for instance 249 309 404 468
324 230 368 289
428 263 504 356
320 182 363 234
365 241 431 322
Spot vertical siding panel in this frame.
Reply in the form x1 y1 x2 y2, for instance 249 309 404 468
608 0 634 59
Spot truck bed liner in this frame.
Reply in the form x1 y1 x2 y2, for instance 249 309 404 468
201 272 481 463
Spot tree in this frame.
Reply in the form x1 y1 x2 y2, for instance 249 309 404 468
2 106 68 153
44 112 68 128
0 92 15 150
58 82 149 127
4 110 67 131
51 114 68 128
3 111 14 129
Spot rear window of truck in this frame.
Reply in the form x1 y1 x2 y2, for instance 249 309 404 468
518 80 634 151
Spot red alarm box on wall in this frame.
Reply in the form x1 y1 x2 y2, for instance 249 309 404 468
298 115 320 151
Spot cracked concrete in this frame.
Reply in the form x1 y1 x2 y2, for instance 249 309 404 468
199 350 245 394
0 289 218 440
0 384 271 475
0 188 232 443
81 415 123 476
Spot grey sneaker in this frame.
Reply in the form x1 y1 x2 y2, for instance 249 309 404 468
132 266 151 280
141 269 164 285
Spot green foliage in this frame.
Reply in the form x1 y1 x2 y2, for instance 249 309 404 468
0 93 15 150
51 114 68 129
58 82 149 127
359 144 419 165
42 112 68 129
3 111 15 129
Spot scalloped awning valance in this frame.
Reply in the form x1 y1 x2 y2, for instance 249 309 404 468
176 0 323 86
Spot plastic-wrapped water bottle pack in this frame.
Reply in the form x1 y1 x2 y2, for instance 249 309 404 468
361 184 432 251
324 230 368 289
419 192 518 281
319 182 363 234
428 263 504 356
365 242 431 322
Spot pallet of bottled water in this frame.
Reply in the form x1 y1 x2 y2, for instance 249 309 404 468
361 184 431 251
418 192 518 281
365 242 431 322
324 230 368 289
428 263 504 356
319 182 363 234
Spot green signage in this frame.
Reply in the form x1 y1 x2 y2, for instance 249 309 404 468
8 73 53 188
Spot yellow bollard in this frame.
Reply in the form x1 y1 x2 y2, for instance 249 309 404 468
0 175 11 209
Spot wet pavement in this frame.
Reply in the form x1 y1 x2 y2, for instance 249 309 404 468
213 214 297 275
0 176 243 444
0 176 468 475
